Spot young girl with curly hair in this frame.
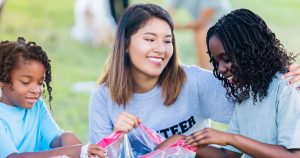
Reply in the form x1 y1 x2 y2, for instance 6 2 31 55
185 9 300 158
0 37 104 158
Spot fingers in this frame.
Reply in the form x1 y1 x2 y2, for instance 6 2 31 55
185 130 207 146
88 144 105 158
283 64 300 80
288 64 300 71
281 64 300 87
123 112 142 128
114 112 142 133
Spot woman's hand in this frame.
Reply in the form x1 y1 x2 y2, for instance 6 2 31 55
185 128 233 147
87 144 105 158
283 64 300 86
114 112 142 133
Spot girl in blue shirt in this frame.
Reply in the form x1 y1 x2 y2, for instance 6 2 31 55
185 9 300 158
0 37 103 158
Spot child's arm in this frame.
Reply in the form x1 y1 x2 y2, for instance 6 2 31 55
7 144 105 158
154 134 186 150
186 128 300 158
195 146 241 158
50 132 81 148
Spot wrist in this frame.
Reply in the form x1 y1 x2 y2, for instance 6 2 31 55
80 144 89 158
225 133 237 145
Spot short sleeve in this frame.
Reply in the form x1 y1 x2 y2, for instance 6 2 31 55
166 0 182 9
222 109 242 153
196 67 235 123
39 99 63 149
200 0 219 9
277 82 300 149
0 120 18 158
89 86 114 144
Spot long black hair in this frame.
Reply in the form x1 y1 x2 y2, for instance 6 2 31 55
206 9 296 103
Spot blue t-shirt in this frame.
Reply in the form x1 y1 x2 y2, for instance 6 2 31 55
0 98 63 158
89 65 235 143
223 73 300 158
166 0 231 25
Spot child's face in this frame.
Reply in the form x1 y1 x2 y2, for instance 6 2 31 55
128 17 173 80
1 58 45 108
208 35 235 84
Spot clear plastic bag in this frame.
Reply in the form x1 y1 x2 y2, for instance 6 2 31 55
97 125 196 158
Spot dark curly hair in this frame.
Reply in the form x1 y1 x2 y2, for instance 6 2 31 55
0 37 53 108
206 9 296 103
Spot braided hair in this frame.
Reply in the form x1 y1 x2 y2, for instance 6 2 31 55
206 9 296 103
0 37 53 107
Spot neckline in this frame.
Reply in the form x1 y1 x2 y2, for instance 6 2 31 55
132 85 161 101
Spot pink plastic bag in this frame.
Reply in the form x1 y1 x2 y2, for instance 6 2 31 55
97 124 196 158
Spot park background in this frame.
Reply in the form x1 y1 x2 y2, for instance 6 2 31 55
0 0 299 142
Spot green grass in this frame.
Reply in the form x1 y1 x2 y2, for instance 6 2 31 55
1 0 299 142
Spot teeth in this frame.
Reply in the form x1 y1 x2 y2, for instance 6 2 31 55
147 57 162 62
227 76 234 80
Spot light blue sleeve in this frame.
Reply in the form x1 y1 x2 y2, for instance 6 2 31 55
196 67 235 123
222 109 242 153
166 0 183 9
0 119 18 158
89 86 114 144
38 99 63 149
201 0 220 9
277 82 300 149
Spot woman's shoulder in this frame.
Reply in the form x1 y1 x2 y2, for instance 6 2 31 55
271 72 300 97
182 65 216 84
183 65 213 76
91 83 109 96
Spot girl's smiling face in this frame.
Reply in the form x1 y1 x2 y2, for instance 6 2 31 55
128 17 173 80
208 35 235 84
1 57 45 108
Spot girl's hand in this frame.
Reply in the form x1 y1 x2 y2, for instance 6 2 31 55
283 64 300 86
114 112 142 133
88 144 105 158
185 128 233 147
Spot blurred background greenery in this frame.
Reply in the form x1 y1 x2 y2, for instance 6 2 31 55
0 0 299 142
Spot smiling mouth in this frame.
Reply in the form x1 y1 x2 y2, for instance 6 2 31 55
26 98 38 104
147 57 164 63
226 75 234 80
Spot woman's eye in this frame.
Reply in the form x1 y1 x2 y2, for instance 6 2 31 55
164 40 172 44
223 55 231 63
145 38 154 42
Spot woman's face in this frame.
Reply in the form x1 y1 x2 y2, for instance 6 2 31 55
208 35 234 84
128 17 173 79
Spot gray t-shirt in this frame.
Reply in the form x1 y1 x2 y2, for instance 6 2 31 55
89 65 234 143
223 72 300 158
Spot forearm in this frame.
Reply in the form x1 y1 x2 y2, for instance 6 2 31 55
51 132 81 148
229 134 299 158
196 146 225 158
196 146 241 158
180 8 214 30
7 145 83 158
179 21 204 30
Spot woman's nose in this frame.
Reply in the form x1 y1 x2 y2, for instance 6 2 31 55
218 61 227 74
154 41 166 54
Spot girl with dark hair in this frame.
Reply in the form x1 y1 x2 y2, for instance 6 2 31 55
185 9 300 158
0 37 104 158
